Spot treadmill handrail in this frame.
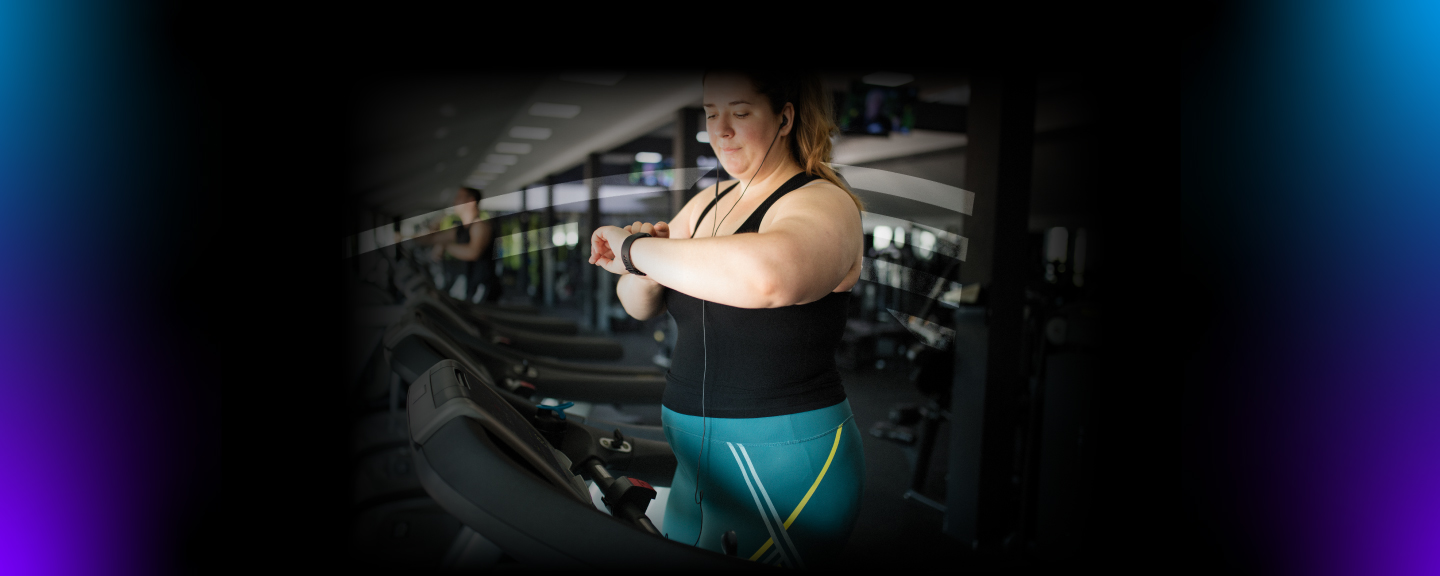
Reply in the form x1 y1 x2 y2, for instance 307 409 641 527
386 308 665 404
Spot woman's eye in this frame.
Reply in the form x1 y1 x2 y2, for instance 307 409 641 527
734 113 749 118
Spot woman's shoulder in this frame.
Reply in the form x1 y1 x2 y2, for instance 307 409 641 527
795 176 845 195
775 177 858 216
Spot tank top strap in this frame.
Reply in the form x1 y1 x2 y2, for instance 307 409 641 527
692 182 739 231
734 172 821 234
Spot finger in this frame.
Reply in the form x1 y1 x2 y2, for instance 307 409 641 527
640 223 654 235
631 221 643 232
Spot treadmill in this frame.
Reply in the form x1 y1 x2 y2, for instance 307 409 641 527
384 307 667 409
349 336 692 569
404 358 764 569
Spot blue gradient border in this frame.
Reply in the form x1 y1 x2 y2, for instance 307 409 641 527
0 2 211 575
1187 1 1440 574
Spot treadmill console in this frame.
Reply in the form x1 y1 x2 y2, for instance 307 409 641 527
407 359 590 502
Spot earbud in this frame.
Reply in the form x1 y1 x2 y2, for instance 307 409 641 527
780 116 788 128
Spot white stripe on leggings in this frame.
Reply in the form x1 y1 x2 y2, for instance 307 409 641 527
727 442 791 567
738 444 805 568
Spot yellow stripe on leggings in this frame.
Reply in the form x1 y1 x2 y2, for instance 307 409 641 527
748 424 844 562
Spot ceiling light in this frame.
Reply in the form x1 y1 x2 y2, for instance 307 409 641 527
456 146 469 157
495 142 532 154
468 173 496 181
486 154 518 166
635 152 663 164
558 72 624 86
477 163 508 173
509 126 552 140
873 226 892 250
434 162 447 173
529 102 581 118
695 131 710 143
862 72 915 87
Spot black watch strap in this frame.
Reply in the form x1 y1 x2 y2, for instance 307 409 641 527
621 232 652 276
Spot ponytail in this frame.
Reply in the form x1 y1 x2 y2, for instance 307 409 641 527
791 75 864 212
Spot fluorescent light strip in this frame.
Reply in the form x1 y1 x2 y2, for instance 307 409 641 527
509 126 552 140
495 142 532 154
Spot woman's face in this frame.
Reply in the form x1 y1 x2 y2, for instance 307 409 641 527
703 73 792 178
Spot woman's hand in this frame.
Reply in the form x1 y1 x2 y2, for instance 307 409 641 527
623 221 669 239
587 225 633 275
590 222 671 275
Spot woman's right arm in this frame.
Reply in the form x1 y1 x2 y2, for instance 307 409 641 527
616 271 666 321
613 184 705 320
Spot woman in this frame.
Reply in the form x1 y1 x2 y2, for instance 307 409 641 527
588 71 866 567
424 187 498 302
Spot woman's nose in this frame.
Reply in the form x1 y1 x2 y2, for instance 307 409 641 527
710 117 732 139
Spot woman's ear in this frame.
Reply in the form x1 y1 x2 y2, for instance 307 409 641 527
780 103 795 136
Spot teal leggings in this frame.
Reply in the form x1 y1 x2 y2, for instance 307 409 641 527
661 400 866 568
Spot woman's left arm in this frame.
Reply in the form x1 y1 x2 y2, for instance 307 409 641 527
597 186 861 308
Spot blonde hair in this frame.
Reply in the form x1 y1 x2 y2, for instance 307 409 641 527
705 71 865 213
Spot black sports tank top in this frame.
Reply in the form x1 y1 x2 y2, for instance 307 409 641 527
662 172 851 418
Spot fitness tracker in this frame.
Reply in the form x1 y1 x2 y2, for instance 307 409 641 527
621 232 651 276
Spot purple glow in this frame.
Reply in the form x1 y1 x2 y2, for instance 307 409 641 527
0 301 174 575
